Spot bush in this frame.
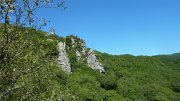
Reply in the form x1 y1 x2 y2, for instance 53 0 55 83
100 73 117 90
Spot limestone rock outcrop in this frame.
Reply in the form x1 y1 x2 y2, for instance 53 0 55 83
87 49 105 73
57 42 71 73
57 36 105 73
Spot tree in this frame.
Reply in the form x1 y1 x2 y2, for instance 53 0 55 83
0 0 66 100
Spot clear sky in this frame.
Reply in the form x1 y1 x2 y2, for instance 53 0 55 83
38 0 180 56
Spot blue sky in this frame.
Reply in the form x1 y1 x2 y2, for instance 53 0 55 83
38 0 180 56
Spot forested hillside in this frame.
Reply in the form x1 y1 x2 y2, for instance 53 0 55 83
0 26 180 101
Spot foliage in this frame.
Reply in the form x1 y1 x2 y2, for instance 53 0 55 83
0 0 66 100
1 26 180 100
0 24 180 101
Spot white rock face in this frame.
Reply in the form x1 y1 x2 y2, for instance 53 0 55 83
87 49 105 73
58 42 71 73
57 37 105 73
